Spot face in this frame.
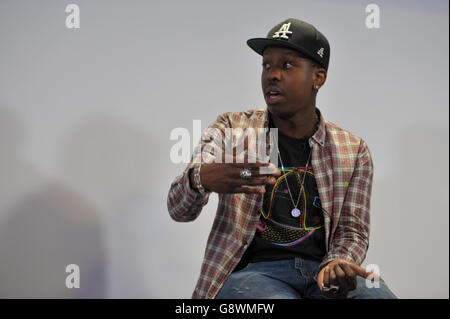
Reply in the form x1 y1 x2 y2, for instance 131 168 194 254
261 46 320 118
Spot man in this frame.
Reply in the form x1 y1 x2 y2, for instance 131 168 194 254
167 18 397 299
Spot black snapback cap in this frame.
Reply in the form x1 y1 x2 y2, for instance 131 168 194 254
247 18 330 70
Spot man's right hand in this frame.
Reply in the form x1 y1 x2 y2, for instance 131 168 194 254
190 137 281 194
196 162 280 194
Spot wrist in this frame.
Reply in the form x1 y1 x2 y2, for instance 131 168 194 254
189 168 197 191
191 164 210 194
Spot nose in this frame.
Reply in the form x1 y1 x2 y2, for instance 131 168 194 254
266 67 282 82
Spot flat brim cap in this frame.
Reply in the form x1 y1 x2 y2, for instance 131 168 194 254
247 18 330 70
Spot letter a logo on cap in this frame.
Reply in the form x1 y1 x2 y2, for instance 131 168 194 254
317 47 324 58
273 22 293 39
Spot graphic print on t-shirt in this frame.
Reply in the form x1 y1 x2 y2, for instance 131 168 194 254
258 164 324 247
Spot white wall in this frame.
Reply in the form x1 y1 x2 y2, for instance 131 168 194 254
0 0 448 298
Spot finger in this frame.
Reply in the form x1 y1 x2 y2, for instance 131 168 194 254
233 166 279 180
329 267 339 288
232 161 269 169
322 266 330 288
340 263 357 290
347 263 369 278
321 267 339 298
228 175 269 187
334 264 350 296
257 163 281 176
232 166 279 181
349 264 381 281
239 177 276 187
233 185 265 194
234 166 268 178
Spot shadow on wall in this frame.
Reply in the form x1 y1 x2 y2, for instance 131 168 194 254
0 106 106 298
59 114 182 298
59 115 160 208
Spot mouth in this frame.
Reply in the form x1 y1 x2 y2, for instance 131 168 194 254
264 87 284 105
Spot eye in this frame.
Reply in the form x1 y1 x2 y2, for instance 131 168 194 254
284 61 294 69
262 62 270 70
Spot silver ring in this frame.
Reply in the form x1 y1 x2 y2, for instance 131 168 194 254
322 283 340 293
239 168 252 179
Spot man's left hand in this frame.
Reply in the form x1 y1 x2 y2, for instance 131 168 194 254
317 258 381 298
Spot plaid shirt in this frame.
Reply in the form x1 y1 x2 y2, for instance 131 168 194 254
167 107 373 299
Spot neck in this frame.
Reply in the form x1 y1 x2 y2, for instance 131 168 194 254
270 107 318 139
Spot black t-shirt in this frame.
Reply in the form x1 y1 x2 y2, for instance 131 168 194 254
235 115 326 271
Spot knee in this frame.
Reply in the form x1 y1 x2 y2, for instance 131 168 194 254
348 277 397 299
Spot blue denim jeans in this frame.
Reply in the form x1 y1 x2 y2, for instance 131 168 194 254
216 258 397 299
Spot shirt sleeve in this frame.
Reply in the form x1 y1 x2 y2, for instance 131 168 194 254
318 138 373 272
167 113 230 222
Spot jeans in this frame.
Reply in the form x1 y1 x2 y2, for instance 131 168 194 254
216 258 397 299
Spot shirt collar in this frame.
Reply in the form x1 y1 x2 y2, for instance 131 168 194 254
264 107 326 148
264 107 326 147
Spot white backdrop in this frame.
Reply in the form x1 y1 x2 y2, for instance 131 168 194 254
0 0 448 298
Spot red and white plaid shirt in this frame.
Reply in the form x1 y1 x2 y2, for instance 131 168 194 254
167 107 373 299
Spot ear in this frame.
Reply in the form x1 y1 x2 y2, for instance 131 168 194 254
313 67 327 89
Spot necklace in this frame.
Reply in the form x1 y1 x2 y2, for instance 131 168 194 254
268 111 318 219
277 141 312 218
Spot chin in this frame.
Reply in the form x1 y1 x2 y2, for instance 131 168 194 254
267 104 294 119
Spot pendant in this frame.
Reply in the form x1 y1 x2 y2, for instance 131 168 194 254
291 208 301 218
